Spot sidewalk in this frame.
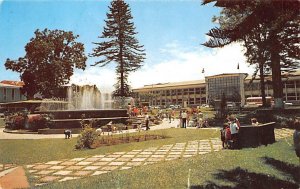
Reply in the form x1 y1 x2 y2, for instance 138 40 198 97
0 119 198 140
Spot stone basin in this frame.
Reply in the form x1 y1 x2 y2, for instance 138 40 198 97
238 122 276 148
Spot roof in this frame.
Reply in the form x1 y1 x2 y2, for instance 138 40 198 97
205 73 248 79
245 69 300 81
0 83 21 88
133 79 205 91
1 80 24 87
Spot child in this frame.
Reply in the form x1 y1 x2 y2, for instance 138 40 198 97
225 124 232 148
220 123 228 148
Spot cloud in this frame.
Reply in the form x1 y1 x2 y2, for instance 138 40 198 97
129 42 255 88
70 41 255 92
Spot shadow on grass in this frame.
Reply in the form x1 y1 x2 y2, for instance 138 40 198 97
191 157 299 189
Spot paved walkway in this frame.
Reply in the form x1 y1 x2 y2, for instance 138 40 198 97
0 122 295 188
26 137 222 187
0 119 183 140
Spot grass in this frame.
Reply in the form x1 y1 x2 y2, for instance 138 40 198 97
0 118 5 128
0 128 218 165
1 128 298 188
37 137 299 189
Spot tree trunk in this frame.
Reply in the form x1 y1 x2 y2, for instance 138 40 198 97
259 62 267 107
270 38 284 109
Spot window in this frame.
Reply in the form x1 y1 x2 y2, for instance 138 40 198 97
12 89 15 100
3 88 7 101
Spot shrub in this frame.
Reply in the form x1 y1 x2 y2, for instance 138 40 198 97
27 114 50 131
75 125 98 149
5 112 26 130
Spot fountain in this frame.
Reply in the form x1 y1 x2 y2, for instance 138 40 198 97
36 84 128 134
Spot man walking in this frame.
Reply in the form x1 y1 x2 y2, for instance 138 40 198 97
182 110 187 128
145 112 150 130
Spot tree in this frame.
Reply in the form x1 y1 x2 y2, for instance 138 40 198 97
91 0 146 97
5 29 87 99
202 0 300 108
220 92 227 118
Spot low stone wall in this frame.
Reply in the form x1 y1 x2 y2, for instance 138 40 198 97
238 122 275 148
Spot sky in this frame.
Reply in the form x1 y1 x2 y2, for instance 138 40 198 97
0 0 255 92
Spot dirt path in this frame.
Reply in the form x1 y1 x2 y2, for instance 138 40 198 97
0 166 29 189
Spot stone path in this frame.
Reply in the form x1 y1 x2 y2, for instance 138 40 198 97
274 128 295 140
0 127 295 188
26 138 222 186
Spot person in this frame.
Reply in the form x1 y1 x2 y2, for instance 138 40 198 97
293 119 300 162
220 123 227 148
181 110 187 128
230 118 239 148
168 111 172 123
251 118 259 126
144 112 150 130
225 124 231 148
178 110 182 128
64 129 72 139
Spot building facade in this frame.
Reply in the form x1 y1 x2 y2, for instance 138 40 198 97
0 83 27 103
133 71 300 107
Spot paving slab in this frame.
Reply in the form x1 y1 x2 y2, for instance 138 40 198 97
84 157 102 162
65 166 83 170
131 158 147 162
53 170 73 176
83 166 101 170
101 166 119 171
60 161 77 166
126 152 140 155
92 171 109 176
93 162 109 166
108 162 126 166
100 157 116 162
106 154 121 158
169 152 182 155
126 162 143 166
140 152 153 155
40 176 61 182
36 170 56 175
26 165 35 169
136 154 151 158
92 155 106 158
33 165 52 170
115 157 132 162
45 161 63 165
147 157 164 162
59 176 80 182
49 165 65 170
70 158 86 162
73 171 92 176
120 166 132 170
151 155 164 158
76 162 93 166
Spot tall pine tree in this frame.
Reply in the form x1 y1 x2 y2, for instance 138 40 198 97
91 0 145 97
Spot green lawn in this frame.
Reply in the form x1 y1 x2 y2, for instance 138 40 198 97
37 137 299 189
1 129 298 189
0 118 5 128
0 128 218 165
